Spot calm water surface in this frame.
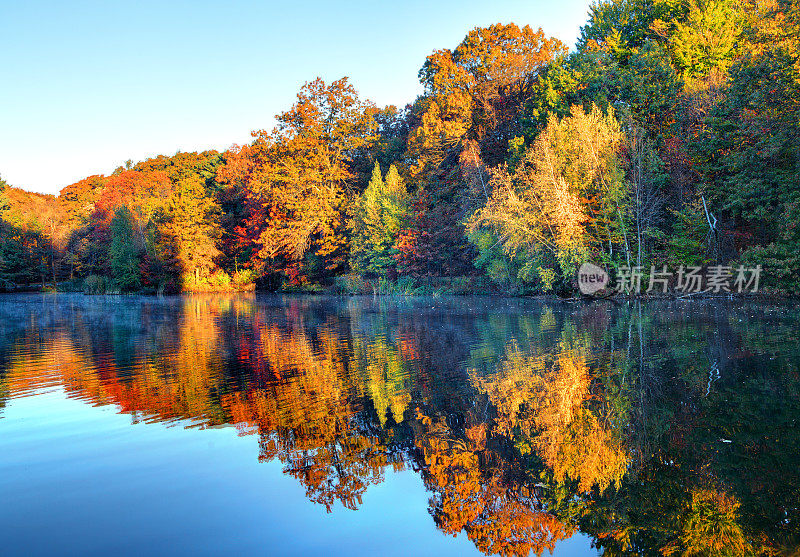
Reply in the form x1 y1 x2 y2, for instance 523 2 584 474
1 293 798 556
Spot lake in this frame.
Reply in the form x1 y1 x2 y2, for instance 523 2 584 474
0 293 798 556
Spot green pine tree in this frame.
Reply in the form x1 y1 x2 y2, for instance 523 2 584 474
109 206 141 292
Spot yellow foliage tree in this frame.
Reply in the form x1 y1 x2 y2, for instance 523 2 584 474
468 104 629 286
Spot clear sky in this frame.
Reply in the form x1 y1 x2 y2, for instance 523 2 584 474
0 0 593 195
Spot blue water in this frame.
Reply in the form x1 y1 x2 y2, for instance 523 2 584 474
1 293 798 555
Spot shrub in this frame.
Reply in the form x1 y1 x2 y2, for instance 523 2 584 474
83 275 107 294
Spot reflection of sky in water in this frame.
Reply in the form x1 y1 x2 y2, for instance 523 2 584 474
1 293 798 556
1 389 595 556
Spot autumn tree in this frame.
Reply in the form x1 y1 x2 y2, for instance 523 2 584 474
396 24 567 279
217 77 378 285
410 23 566 171
349 162 410 276
158 175 223 289
468 105 628 290
58 175 106 229
665 0 745 82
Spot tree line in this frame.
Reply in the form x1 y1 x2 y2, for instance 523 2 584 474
1 0 798 294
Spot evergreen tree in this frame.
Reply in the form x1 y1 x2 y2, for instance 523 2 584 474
109 206 141 291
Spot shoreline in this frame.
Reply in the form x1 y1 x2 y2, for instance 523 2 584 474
0 285 794 301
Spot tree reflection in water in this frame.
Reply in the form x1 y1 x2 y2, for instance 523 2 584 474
1 295 798 555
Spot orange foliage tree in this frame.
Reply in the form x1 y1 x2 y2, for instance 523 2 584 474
217 78 378 285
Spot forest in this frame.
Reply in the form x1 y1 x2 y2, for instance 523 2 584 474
1 0 798 295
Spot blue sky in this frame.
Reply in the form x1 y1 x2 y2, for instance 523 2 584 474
0 0 593 195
